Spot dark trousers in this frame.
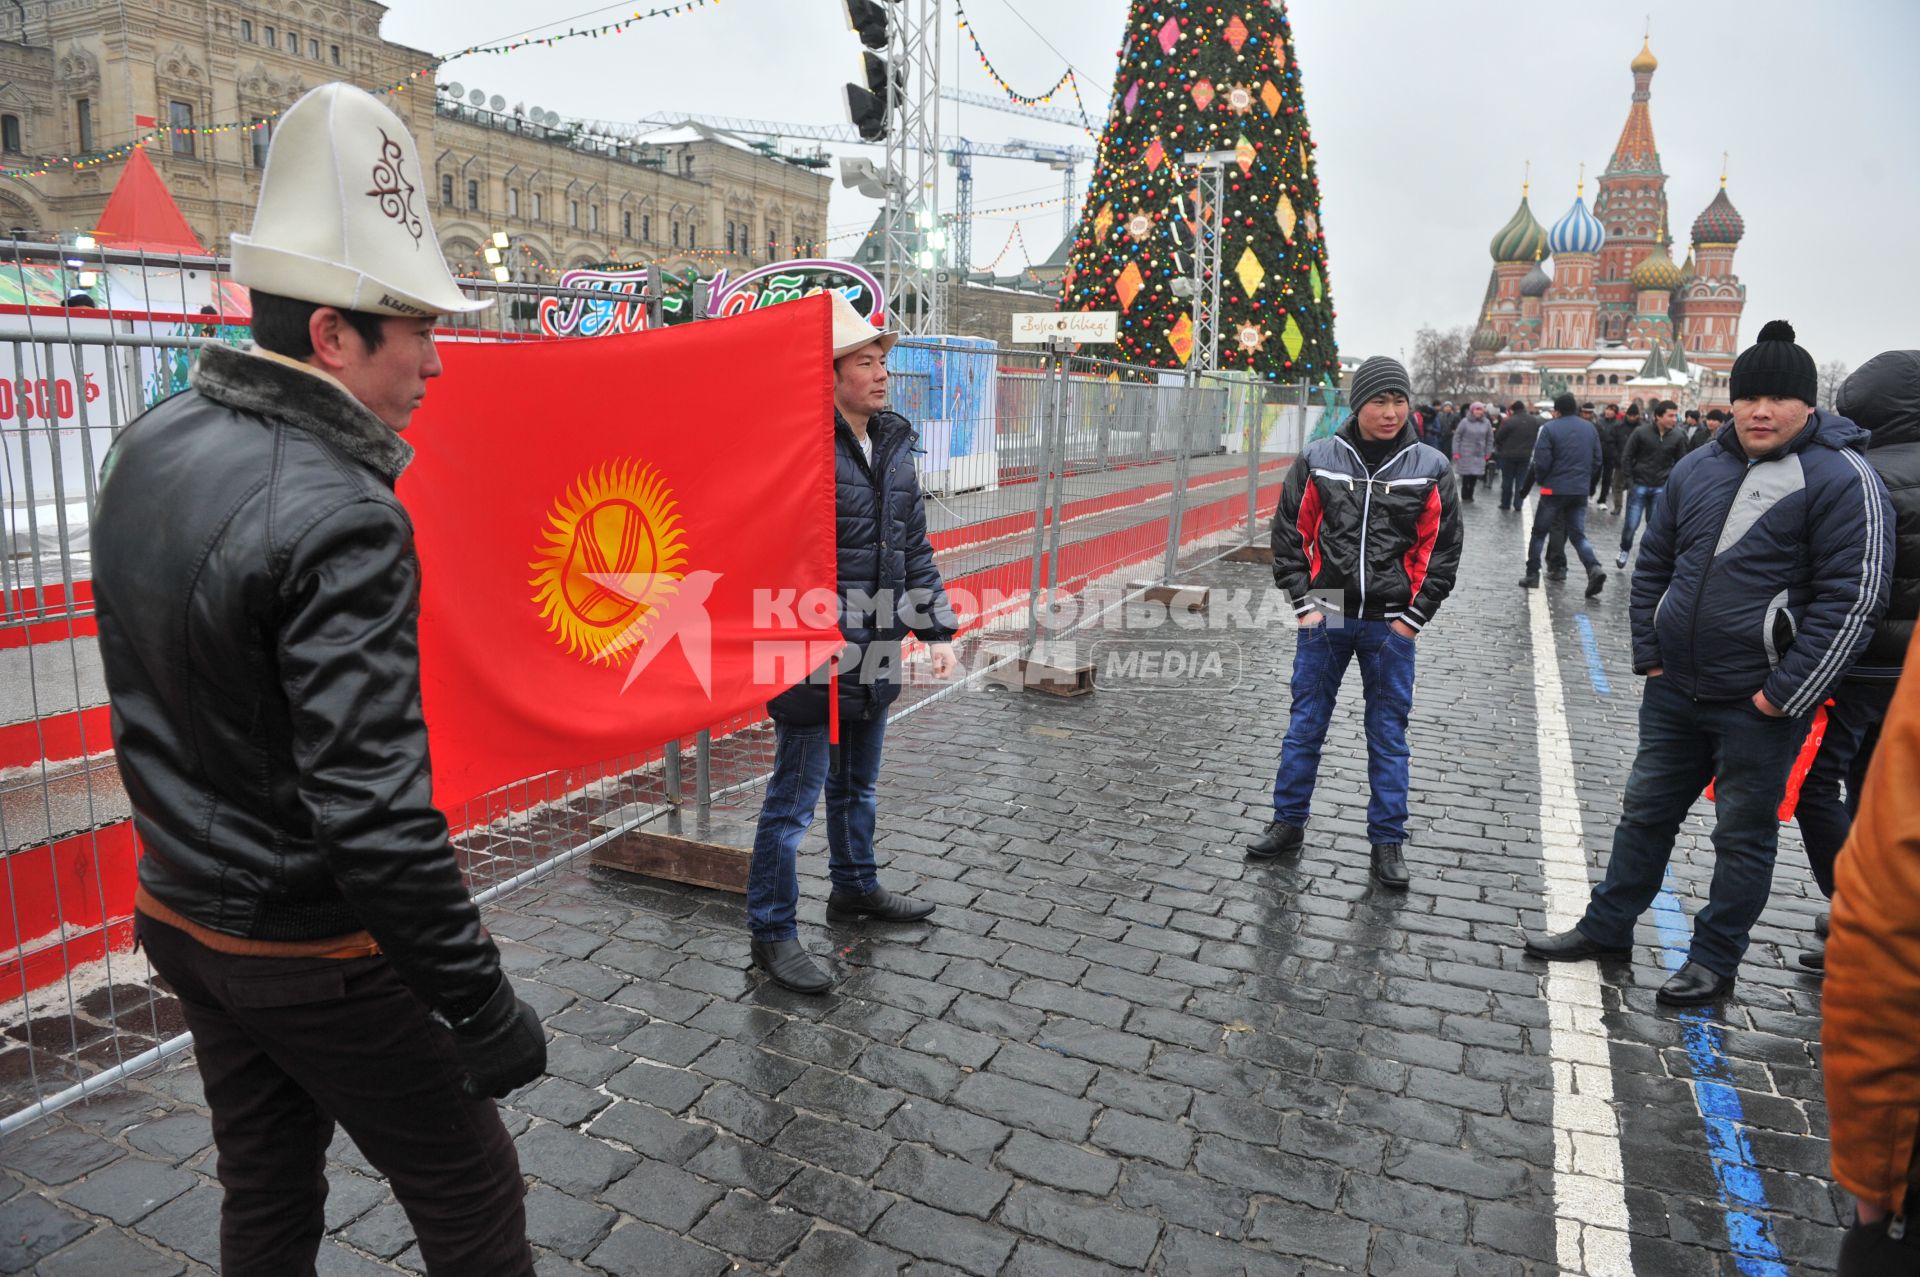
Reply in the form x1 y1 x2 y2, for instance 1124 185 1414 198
1527 494 1599 573
1839 1213 1920 1276
1498 460 1528 509
1796 678 1899 897
137 914 533 1277
1460 474 1480 502
1597 454 1618 503
748 716 887 941
1577 676 1808 976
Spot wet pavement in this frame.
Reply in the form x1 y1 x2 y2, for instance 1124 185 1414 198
0 492 1846 1274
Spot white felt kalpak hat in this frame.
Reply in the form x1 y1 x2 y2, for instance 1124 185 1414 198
829 290 898 359
232 83 488 317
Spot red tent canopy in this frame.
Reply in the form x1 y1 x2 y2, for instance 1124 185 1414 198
93 146 206 255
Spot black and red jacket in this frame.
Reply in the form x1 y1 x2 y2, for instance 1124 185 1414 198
1271 418 1463 632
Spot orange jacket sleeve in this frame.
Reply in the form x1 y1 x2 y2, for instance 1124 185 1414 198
1824 624 1920 1212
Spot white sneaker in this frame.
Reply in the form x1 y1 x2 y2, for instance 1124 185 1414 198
1615 551 1629 569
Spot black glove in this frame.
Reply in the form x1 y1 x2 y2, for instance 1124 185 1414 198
449 975 547 1100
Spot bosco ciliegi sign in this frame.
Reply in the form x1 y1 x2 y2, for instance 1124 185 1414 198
538 259 887 339
1011 311 1119 344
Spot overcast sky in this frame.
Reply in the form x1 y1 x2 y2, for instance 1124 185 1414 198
382 0 1918 372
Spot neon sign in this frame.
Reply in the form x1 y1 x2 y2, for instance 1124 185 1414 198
537 258 886 339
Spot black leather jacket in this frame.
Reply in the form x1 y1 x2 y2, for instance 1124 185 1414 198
94 343 501 1021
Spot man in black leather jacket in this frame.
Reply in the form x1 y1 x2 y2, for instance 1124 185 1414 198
94 84 543 1275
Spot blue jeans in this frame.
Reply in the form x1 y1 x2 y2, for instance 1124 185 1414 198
1272 619 1417 845
1619 484 1664 552
1499 460 1529 509
1578 675 1808 976
747 717 886 941
1527 494 1599 572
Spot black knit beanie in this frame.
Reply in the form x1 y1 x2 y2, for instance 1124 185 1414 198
1349 356 1411 407
1730 319 1818 404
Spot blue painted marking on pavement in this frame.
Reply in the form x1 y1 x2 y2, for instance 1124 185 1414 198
1649 876 1789 1277
1574 614 1611 696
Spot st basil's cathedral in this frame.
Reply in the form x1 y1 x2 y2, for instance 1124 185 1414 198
1469 38 1748 409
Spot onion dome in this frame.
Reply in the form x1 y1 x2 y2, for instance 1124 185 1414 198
1692 185 1745 245
1489 193 1548 263
1679 249 1696 282
1630 37 1658 74
1520 257 1552 297
1548 191 1606 256
1473 324 1505 353
1631 242 1683 293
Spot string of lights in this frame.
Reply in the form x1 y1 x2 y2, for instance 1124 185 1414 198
953 0 1097 135
0 0 720 180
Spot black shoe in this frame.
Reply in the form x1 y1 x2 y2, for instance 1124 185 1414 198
826 886 936 924
1546 568 1567 582
1369 843 1410 890
1247 820 1304 859
750 939 833 994
1585 568 1607 598
1519 571 1540 589
1815 910 1830 941
1656 960 1735 1006
1796 945 1825 974
1523 927 1631 962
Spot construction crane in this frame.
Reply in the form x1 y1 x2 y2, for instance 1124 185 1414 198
600 115 1090 273
940 86 1105 131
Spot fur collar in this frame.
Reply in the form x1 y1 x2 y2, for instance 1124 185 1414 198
190 343 413 482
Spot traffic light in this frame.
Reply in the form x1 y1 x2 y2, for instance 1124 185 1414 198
843 0 893 143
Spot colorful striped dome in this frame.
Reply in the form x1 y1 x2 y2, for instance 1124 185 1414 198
1548 193 1606 256
1489 195 1548 263
1692 186 1745 245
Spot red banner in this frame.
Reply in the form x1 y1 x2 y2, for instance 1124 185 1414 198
399 294 839 810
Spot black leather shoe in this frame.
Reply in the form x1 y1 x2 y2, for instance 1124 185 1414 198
1370 843 1410 890
750 939 832 994
1656 960 1735 1006
1796 945 1825 974
826 886 935 924
1815 910 1830 941
1523 927 1631 962
1247 820 1304 859
1518 571 1540 589
1585 567 1607 598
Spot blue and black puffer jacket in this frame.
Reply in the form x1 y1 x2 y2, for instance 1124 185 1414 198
1629 409 1894 714
767 409 958 725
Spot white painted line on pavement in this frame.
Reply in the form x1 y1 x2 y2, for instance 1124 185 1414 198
1525 540 1637 1277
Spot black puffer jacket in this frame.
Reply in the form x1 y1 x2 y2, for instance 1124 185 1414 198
1619 420 1689 488
1271 418 1462 633
767 410 957 725
1839 350 1920 674
93 344 501 1022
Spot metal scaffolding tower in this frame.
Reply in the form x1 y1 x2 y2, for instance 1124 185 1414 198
882 0 943 334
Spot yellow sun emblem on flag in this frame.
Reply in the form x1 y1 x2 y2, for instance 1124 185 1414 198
529 460 687 665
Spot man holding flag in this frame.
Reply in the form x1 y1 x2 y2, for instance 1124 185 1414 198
749 294 961 993
93 85 542 1273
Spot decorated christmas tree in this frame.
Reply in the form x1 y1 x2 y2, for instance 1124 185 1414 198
1059 3 1336 382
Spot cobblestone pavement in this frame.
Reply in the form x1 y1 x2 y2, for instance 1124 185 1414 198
0 493 1845 1274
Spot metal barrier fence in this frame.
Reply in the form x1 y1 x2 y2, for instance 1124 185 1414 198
0 240 1341 1132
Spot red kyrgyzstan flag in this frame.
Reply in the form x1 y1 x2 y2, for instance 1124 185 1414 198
398 294 840 812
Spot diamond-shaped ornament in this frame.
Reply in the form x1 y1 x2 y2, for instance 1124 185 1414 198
1305 209 1319 240
1167 314 1195 364
1276 195 1297 240
1124 80 1142 115
1115 260 1144 311
1158 17 1181 54
1234 245 1265 297
1298 139 1308 172
1223 14 1249 52
1310 264 1323 301
1143 137 1166 173
1094 203 1115 241
1282 314 1305 360
1226 84 1255 116
1234 135 1256 175
1125 211 1153 242
1191 79 1215 111
1261 80 1282 114
1274 41 1288 71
